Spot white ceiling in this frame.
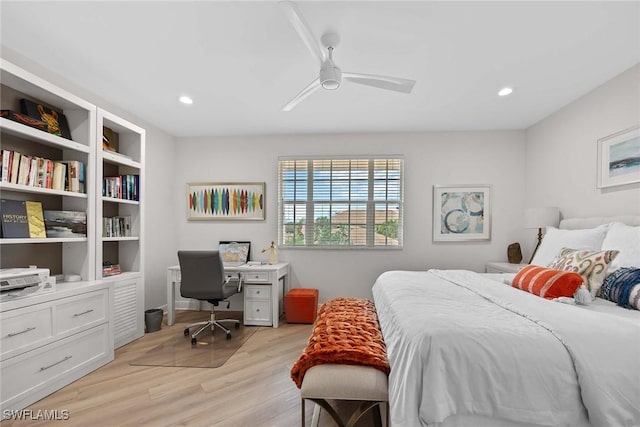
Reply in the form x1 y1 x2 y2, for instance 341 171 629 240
1 1 639 137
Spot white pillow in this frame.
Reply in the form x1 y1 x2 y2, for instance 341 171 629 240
601 222 640 271
531 224 609 267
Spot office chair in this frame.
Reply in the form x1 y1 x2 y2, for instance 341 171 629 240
177 250 243 344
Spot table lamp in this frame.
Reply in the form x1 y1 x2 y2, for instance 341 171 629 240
524 207 560 263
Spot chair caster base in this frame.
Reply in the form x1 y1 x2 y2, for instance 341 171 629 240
191 337 197 345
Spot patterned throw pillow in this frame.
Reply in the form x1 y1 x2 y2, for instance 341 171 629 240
512 265 584 299
547 248 619 298
600 268 640 310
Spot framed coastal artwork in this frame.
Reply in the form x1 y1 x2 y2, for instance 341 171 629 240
187 182 265 220
433 185 491 242
597 125 640 188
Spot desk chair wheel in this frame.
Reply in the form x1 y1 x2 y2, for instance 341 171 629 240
184 328 190 337
235 322 240 330
226 332 232 340
191 337 197 345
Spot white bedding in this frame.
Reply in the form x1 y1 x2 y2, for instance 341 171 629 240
372 269 640 427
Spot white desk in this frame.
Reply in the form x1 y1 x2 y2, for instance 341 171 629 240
166 262 289 328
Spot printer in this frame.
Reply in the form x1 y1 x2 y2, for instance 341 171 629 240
0 268 54 295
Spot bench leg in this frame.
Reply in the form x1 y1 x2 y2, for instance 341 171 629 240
311 403 321 427
301 398 305 427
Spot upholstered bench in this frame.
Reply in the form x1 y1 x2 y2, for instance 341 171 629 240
291 298 390 427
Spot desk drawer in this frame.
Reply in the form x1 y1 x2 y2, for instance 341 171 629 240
243 271 270 283
1 307 53 360
244 300 272 325
55 290 108 336
245 285 270 300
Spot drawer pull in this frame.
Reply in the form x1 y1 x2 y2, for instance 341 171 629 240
73 309 94 317
40 356 72 371
256 309 260 312
256 290 260 294
7 327 36 337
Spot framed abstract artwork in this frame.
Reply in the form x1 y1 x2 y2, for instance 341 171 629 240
597 125 640 188
187 182 265 220
433 185 491 242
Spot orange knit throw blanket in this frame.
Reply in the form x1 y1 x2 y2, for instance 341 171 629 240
290 297 390 389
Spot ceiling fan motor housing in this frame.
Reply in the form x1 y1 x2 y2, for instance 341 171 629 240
320 61 341 90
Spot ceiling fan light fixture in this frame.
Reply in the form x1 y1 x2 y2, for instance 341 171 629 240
320 64 341 90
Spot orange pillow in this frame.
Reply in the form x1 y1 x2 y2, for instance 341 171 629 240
512 265 583 299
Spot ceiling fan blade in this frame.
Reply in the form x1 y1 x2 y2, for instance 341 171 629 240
280 1 326 65
282 77 322 111
342 72 416 94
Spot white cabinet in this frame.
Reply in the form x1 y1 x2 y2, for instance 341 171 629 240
0 282 113 412
113 276 144 348
96 109 145 348
485 262 526 273
244 284 272 326
0 59 96 281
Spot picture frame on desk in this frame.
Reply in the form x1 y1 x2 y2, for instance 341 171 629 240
186 182 265 220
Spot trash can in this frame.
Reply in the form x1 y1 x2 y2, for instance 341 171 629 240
145 309 163 333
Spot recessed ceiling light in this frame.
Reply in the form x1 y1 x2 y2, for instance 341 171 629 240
498 87 513 97
179 95 193 105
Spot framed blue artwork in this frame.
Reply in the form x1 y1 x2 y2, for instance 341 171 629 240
597 125 640 189
433 185 492 242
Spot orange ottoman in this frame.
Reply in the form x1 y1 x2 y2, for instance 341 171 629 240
285 288 319 324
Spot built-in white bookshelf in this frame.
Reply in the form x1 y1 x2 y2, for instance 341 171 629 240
96 109 145 348
0 58 96 281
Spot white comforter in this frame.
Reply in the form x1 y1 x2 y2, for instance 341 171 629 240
372 270 640 427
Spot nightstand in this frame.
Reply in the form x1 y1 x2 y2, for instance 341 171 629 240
485 262 527 274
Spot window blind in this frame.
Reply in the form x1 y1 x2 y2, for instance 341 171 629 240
278 157 403 248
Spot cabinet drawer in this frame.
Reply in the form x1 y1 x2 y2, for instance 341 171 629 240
244 300 272 324
55 290 108 335
245 285 270 300
243 271 270 283
1 323 110 410
1 307 53 360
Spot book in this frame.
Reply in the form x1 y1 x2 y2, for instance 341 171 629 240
52 162 66 191
44 210 87 238
17 154 31 185
63 160 81 192
0 199 29 238
19 99 72 140
25 201 46 238
28 157 38 186
9 151 21 184
0 150 9 183
36 157 47 188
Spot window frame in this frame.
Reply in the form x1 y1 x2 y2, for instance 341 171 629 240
277 155 404 249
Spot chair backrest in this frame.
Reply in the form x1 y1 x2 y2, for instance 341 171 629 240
177 250 226 301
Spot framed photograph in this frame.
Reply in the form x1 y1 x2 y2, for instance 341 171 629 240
433 185 491 242
187 182 265 220
597 125 640 188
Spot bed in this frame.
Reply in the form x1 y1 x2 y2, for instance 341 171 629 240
372 216 640 427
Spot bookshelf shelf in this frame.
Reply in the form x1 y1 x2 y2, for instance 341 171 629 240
102 150 140 168
102 236 139 242
101 196 139 205
0 237 88 244
0 118 91 153
0 182 88 198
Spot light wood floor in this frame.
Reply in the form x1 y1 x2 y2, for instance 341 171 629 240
1 311 380 427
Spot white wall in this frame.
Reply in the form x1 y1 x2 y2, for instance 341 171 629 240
524 64 640 257
174 131 526 303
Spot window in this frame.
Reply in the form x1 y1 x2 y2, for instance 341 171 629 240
278 157 403 248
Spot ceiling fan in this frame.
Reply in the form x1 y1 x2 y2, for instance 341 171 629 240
280 1 417 111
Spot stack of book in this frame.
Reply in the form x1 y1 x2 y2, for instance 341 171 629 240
0 199 46 238
103 215 132 238
103 174 139 201
0 150 85 193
